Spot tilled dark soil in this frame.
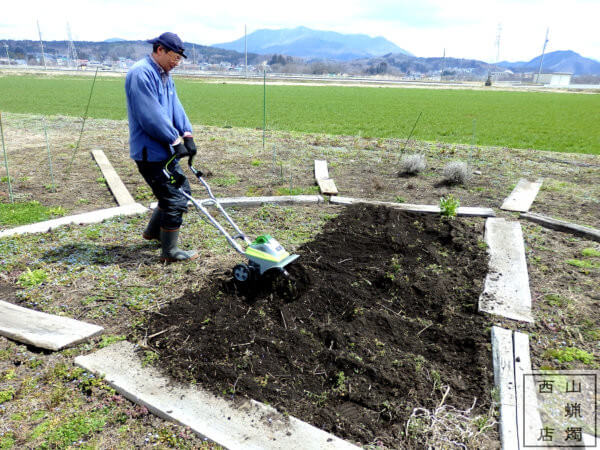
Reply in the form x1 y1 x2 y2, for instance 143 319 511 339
144 204 494 447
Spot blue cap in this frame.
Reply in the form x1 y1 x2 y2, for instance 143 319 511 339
147 32 187 58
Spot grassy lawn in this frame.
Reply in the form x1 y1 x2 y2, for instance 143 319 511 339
0 74 598 154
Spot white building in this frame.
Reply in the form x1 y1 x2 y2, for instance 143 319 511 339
533 72 572 86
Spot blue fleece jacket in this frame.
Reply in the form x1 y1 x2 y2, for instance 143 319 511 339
125 55 192 161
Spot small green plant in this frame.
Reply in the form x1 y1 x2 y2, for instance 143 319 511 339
142 350 159 367
544 294 571 307
98 334 126 349
275 185 320 196
545 347 594 365
48 206 67 217
334 371 346 391
0 387 15 404
567 259 599 269
213 174 239 186
1 369 16 381
439 194 460 218
251 159 264 166
0 432 15 448
582 248 600 258
17 268 48 287
96 176 107 184
0 201 52 226
44 409 108 447
395 196 406 203
135 185 154 201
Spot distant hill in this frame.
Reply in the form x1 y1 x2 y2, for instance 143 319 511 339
351 53 493 77
103 38 126 43
212 26 412 61
497 50 600 75
2 39 262 65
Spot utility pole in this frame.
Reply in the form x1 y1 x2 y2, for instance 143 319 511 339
537 28 549 82
495 23 502 64
244 24 248 78
67 22 78 69
3 43 10 66
37 20 47 70
440 48 445 81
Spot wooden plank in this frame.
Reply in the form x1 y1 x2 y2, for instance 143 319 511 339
491 326 519 449
513 331 542 448
318 178 339 195
501 178 543 212
75 341 359 450
91 149 136 206
0 203 148 238
314 160 330 181
520 212 600 242
0 300 103 351
479 218 533 323
329 196 495 217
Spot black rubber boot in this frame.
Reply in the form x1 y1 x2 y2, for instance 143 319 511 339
160 228 198 262
142 208 162 241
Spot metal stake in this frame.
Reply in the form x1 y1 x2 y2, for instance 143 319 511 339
262 68 266 151
42 117 56 192
65 67 99 178
400 111 422 155
0 112 14 202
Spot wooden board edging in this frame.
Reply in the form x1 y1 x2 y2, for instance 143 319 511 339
520 212 600 242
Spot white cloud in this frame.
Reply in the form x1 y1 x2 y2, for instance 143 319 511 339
1 0 598 62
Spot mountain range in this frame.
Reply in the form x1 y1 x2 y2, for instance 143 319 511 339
212 26 412 61
2 27 599 76
497 50 600 76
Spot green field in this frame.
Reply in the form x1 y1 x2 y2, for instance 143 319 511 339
0 74 599 154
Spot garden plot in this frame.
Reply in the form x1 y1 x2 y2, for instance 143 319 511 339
1 114 599 448
143 204 497 448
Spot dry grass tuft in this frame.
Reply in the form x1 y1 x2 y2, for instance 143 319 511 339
399 154 427 175
442 161 471 185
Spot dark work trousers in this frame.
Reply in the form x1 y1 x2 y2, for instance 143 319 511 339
135 159 191 230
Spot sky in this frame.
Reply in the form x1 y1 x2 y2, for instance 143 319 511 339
0 0 598 63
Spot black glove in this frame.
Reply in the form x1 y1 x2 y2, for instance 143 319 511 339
183 137 197 157
172 141 189 159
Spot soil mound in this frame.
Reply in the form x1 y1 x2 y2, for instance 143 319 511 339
144 204 494 447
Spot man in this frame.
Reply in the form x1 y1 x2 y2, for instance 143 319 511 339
125 32 198 262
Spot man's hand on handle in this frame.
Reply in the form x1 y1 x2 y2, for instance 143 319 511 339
183 136 197 157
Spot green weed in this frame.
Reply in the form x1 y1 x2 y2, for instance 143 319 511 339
275 186 319 196
544 294 571 307
581 248 600 258
142 350 159 367
0 432 15 449
98 335 126 349
439 195 460 218
44 409 108 448
0 201 54 226
17 268 48 287
545 347 594 365
567 259 600 269
213 174 239 186
0 387 15 404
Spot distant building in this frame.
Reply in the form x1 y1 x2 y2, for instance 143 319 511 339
533 72 572 86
